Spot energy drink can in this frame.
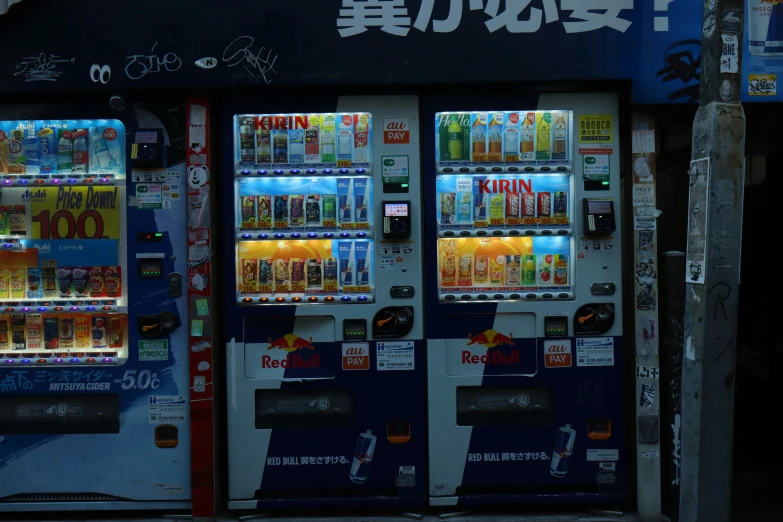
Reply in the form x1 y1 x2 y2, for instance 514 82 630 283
349 430 377 483
340 257 353 286
44 316 58 349
749 0 783 56
554 191 568 217
550 424 576 478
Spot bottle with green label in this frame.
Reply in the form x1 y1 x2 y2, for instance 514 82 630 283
523 255 536 285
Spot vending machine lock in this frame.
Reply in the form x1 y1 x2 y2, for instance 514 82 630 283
372 307 414 339
390 286 415 298
573 303 615 335
590 282 616 295
137 312 179 338
382 201 412 240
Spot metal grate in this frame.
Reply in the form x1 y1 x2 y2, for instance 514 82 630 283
0 492 125 502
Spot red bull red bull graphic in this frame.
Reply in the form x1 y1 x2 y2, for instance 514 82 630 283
550 424 576 478
349 430 377 483
262 333 320 368
463 329 518 364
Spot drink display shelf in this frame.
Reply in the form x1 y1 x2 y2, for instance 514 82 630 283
237 230 373 241
1 302 125 314
2 351 123 366
440 290 575 302
238 294 374 305
439 227 573 238
236 167 371 177
437 164 571 175
0 174 123 186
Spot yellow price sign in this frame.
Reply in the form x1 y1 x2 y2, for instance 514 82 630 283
31 186 121 240
578 114 613 144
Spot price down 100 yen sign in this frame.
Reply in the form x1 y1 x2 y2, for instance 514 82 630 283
30 186 121 240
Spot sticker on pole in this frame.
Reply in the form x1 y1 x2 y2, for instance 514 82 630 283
149 395 186 424
686 157 710 284
376 341 414 371
575 337 614 367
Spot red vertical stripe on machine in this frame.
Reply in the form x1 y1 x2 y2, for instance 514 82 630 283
186 96 215 518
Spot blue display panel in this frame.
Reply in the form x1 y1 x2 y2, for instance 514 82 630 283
0 119 128 367
234 113 376 305
237 176 373 233
0 110 191 509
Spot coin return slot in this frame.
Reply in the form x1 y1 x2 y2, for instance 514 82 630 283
387 421 410 444
155 424 179 448
588 418 611 440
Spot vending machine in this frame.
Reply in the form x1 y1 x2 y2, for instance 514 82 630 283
223 95 426 510
424 93 626 507
0 104 191 511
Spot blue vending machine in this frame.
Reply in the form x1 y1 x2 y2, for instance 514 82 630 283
223 95 427 510
424 93 627 507
0 103 192 512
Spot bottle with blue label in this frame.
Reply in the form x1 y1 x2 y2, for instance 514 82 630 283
38 128 57 174
21 130 41 175
72 129 89 174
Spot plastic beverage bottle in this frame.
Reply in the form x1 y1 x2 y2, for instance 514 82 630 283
72 130 89 174
447 116 463 160
57 130 74 174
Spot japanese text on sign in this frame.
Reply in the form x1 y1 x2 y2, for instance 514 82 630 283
266 455 349 466
31 186 121 240
0 369 115 392
337 0 635 37
468 451 550 462
578 114 613 143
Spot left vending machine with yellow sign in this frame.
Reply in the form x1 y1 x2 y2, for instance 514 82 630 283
0 113 193 512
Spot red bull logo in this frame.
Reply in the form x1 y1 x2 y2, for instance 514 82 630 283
463 329 519 365
263 334 320 368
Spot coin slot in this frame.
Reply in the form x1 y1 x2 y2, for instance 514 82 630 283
155 424 179 448
387 421 410 444
588 418 611 440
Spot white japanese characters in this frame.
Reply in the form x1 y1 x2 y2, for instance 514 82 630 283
337 0 635 37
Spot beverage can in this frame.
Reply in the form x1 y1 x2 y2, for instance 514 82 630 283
321 194 337 226
273 195 289 227
554 191 568 217
473 191 487 221
749 0 783 56
289 195 305 227
305 115 320 164
307 258 323 289
75 316 90 349
240 196 257 228
59 317 75 349
0 314 9 351
505 192 520 219
256 126 271 164
241 258 258 293
44 316 59 349
11 314 26 350
239 116 256 164
306 195 321 226
458 255 473 287
551 424 576 478
441 192 456 224
537 192 552 218
108 317 123 349
91 317 107 349
288 126 305 164
274 259 291 293
554 255 569 285
441 255 456 287
489 256 504 285
349 430 377 483
456 190 472 223
272 129 288 163
474 256 489 284
521 192 536 217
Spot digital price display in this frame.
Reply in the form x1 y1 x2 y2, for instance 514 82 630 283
587 200 612 214
385 203 409 217
135 131 159 144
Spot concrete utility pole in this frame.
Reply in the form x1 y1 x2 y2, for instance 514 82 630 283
680 1 745 522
